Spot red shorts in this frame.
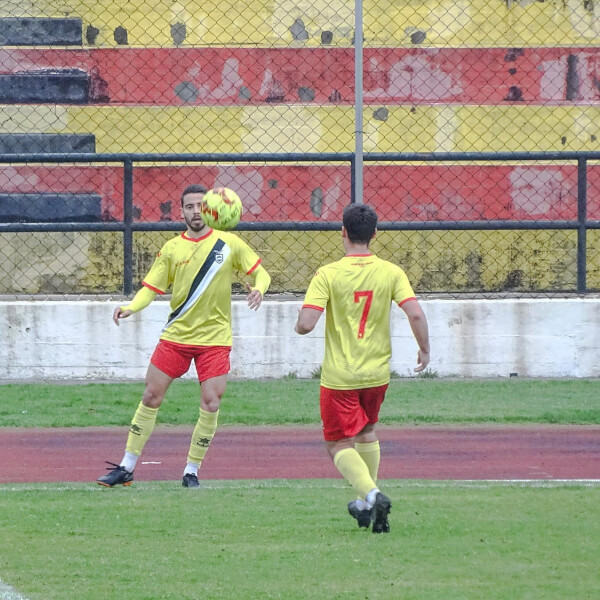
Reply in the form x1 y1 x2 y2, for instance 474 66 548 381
320 384 388 442
150 340 231 382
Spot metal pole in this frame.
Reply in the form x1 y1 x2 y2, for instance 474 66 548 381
354 0 364 204
577 157 587 294
123 158 134 295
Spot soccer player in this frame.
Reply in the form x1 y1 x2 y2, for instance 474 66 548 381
294 203 430 533
97 184 271 488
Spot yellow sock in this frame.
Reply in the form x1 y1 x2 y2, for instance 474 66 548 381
333 448 376 500
355 441 380 483
187 409 219 466
125 402 158 456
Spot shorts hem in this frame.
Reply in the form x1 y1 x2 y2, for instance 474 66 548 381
150 358 180 379
197 367 231 383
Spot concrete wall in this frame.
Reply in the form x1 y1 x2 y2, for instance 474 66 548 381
2 298 599 381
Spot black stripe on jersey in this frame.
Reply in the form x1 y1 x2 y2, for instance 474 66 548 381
166 238 226 324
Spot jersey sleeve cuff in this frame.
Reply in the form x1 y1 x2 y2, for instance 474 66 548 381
398 296 417 307
142 281 166 295
302 304 325 312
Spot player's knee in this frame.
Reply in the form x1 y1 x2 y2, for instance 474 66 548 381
142 386 164 408
327 439 353 460
201 394 222 412
356 423 376 442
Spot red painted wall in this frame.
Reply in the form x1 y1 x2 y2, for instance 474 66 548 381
1 47 600 104
3 46 599 223
2 164 599 222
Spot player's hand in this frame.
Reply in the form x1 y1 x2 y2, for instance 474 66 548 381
113 306 133 326
245 282 263 311
413 349 430 373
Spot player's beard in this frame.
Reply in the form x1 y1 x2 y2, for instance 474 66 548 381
185 214 206 233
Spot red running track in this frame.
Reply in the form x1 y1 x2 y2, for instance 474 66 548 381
1 426 599 483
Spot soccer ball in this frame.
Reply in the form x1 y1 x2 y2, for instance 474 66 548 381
200 187 243 230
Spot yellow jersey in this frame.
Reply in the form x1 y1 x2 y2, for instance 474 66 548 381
303 254 416 389
143 229 262 346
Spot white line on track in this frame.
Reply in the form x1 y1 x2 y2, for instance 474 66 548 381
1 479 600 492
393 479 600 488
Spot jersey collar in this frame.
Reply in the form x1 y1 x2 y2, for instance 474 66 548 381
182 229 213 242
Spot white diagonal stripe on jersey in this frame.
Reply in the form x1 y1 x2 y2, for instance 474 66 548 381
162 243 231 332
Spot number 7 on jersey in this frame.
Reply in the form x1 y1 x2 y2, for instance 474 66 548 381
354 290 373 339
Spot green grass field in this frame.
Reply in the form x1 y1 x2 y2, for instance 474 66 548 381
0 481 598 600
1 378 599 599
1 378 600 427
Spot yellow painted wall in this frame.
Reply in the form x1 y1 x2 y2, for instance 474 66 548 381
2 229 595 294
4 0 600 47
3 104 600 154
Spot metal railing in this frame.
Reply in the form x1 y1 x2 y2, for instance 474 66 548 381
1 150 599 294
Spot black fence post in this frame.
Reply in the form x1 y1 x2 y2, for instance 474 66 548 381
577 157 587 294
123 158 134 295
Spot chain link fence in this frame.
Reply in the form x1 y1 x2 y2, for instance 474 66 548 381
1 1 600 296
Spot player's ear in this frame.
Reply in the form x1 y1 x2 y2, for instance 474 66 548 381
372 228 377 240
341 226 347 238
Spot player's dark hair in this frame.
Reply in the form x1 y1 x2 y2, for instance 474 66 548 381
342 203 378 244
181 184 208 205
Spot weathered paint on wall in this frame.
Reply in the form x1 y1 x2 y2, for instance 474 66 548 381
3 47 600 105
3 2 600 296
4 103 600 153
2 163 599 223
1 298 599 380
9 0 600 48
0 228 589 294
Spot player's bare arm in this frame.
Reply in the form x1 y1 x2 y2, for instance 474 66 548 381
400 299 430 372
414 348 430 373
244 264 270 310
113 306 133 326
295 307 323 335
245 282 263 311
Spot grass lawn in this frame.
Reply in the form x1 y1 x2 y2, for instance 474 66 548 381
1 378 598 599
1 378 599 427
0 480 598 600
